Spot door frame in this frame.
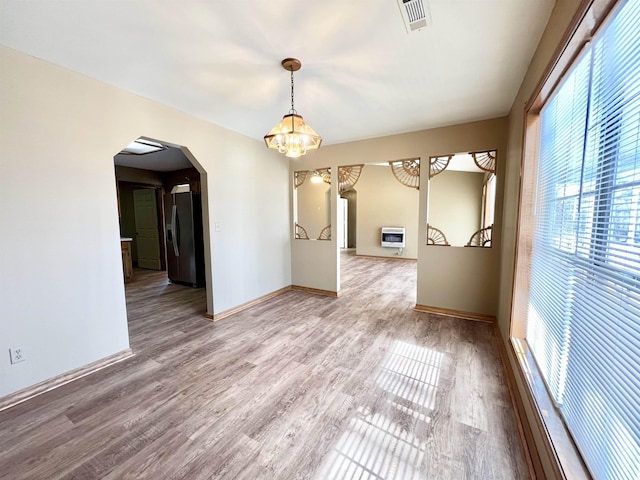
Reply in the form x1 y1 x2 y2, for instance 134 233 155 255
133 187 163 271
118 181 166 271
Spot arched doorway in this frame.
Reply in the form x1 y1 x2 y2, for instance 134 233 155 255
113 136 213 323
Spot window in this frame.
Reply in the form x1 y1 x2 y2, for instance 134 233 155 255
514 0 640 478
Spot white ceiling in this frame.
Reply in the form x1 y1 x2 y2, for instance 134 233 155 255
0 0 555 148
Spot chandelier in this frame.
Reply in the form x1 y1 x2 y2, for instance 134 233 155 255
264 58 322 158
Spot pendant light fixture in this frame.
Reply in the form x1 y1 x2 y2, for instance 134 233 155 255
264 58 322 158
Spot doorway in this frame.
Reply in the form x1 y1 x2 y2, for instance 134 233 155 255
340 189 357 250
119 183 165 271
133 188 162 270
339 197 348 249
113 136 212 320
338 162 419 291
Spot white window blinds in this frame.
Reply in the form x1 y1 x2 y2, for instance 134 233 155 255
526 1 640 478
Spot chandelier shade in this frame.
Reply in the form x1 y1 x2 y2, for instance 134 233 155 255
264 113 322 158
264 58 322 158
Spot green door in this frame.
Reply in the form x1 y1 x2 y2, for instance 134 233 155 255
133 189 161 270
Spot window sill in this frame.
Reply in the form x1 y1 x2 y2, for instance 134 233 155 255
510 338 591 480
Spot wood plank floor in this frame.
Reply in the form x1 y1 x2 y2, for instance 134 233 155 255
0 252 530 479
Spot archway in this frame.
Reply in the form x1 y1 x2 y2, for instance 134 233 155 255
113 136 213 320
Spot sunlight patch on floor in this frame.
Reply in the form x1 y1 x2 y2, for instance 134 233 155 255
315 341 443 479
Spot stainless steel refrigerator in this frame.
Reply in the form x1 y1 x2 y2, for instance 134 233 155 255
164 191 205 287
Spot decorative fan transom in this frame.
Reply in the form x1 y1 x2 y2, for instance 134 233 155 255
470 150 497 173
429 155 452 178
338 164 364 193
426 225 450 246
389 158 420 189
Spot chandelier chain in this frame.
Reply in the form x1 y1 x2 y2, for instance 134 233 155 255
290 68 296 114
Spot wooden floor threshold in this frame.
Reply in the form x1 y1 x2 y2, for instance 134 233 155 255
414 304 496 323
0 348 134 412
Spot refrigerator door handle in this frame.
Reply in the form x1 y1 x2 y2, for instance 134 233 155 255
171 204 179 257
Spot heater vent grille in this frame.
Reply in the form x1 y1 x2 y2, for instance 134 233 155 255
404 0 425 23
397 0 430 32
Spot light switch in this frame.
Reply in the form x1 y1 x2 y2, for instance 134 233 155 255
215 222 222 232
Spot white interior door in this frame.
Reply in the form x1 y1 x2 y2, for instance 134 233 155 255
133 189 161 270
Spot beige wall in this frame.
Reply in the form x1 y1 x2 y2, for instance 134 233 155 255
355 164 420 259
0 45 291 398
291 117 508 309
291 167 339 292
498 0 585 478
291 239 339 292
429 170 484 247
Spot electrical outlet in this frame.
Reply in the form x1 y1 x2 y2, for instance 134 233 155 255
9 348 25 364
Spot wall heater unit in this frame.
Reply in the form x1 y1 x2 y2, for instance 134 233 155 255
381 227 406 248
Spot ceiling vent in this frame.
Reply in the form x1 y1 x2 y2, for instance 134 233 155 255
397 0 430 32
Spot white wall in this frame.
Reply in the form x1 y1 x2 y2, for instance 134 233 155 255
355 164 419 258
0 46 291 397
